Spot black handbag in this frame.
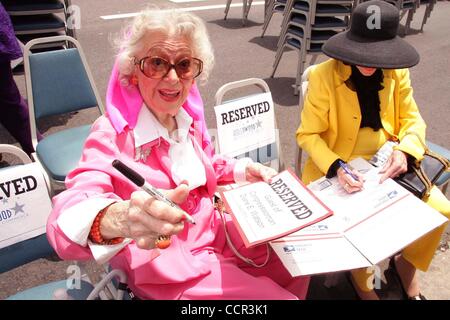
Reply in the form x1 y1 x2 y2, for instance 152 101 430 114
394 132 450 199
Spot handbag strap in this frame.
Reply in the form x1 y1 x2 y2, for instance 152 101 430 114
403 131 450 170
214 197 271 268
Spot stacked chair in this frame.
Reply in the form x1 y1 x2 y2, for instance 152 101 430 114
382 0 418 34
3 0 76 74
417 0 437 32
224 0 254 25
261 0 288 38
270 0 354 95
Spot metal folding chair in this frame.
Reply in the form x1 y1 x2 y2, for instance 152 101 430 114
23 35 104 195
215 78 285 172
271 0 352 95
224 0 254 26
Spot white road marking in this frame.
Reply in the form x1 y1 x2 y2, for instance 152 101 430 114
169 0 207 3
100 1 265 20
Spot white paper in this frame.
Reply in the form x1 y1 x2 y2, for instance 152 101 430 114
214 92 276 158
220 170 333 247
271 236 371 276
0 163 52 249
271 158 448 276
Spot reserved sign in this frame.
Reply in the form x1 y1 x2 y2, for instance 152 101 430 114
214 92 276 158
0 163 52 249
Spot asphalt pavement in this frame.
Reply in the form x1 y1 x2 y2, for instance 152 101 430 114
0 0 449 300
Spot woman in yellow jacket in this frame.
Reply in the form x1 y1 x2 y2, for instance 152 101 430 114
297 1 449 300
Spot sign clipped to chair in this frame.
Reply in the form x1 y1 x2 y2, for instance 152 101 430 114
0 163 52 249
214 92 276 160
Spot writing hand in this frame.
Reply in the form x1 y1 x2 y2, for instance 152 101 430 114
337 166 365 193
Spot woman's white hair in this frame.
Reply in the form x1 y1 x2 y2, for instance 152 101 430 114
115 7 214 85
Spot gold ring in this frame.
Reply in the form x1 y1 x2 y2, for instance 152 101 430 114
155 235 171 249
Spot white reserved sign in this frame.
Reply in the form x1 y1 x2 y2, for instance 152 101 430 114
214 92 276 158
0 163 52 249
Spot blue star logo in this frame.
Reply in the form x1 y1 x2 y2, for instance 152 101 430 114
11 202 25 215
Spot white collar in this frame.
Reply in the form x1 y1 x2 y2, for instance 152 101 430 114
133 104 193 148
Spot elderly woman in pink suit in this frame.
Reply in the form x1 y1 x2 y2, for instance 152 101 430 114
46 8 310 300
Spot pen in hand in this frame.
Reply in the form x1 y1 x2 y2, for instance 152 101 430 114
338 160 360 182
112 159 196 225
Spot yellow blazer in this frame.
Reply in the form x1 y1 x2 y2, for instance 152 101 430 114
296 59 427 183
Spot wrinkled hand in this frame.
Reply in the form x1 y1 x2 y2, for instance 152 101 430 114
245 162 278 183
337 166 365 194
102 184 189 249
379 149 408 183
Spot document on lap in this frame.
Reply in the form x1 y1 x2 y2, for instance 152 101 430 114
271 158 448 277
219 169 333 248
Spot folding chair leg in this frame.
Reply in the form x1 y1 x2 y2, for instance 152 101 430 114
245 0 253 19
271 44 286 78
277 21 289 48
261 11 275 37
310 54 318 66
294 50 307 96
294 147 303 176
421 5 433 32
242 0 247 25
224 0 232 20
404 9 415 35
441 181 448 196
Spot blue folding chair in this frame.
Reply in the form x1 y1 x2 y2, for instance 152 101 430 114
0 144 91 300
0 145 129 300
23 35 104 194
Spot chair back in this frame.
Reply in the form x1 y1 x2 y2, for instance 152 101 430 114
24 35 104 148
0 145 55 274
29 48 98 119
214 78 284 171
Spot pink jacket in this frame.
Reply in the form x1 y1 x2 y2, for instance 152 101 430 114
46 114 244 298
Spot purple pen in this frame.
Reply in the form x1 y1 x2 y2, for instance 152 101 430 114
338 160 359 182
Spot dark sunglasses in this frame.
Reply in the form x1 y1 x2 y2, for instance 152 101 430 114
134 56 203 80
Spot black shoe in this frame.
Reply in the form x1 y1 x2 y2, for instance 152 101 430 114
409 293 427 300
389 256 427 300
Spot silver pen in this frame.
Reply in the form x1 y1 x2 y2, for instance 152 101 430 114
112 159 196 224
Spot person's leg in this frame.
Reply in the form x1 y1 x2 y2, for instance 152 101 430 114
180 251 304 300
350 268 379 300
219 216 310 299
399 186 450 298
236 246 311 299
0 58 35 155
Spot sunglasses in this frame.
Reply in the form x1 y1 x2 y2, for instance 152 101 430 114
134 56 203 80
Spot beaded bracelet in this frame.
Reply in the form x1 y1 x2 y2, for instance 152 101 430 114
89 204 124 245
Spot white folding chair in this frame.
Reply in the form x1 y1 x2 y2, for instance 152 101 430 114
0 144 130 300
215 78 285 172
294 64 316 175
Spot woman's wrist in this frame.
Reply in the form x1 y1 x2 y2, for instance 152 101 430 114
99 201 130 240
89 201 129 244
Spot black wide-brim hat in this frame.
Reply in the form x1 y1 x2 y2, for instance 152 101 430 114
322 0 419 69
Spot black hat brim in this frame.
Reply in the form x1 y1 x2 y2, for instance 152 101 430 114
322 30 420 69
